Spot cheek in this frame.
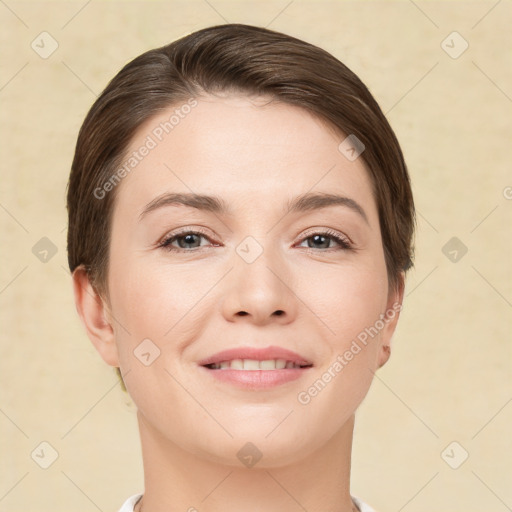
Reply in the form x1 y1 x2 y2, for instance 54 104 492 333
108 257 218 361
106 261 207 428
294 266 387 433
295 260 388 409
110 254 185 325
301 259 389 344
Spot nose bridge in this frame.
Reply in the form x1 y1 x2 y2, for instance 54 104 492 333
221 234 296 324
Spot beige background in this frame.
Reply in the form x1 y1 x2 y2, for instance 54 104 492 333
1 1 511 511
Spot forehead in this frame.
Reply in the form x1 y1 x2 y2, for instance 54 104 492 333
112 93 377 221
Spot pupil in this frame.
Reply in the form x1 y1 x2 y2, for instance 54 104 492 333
311 235 328 249
180 234 198 248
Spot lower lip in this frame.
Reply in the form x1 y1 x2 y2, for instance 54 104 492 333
200 366 311 390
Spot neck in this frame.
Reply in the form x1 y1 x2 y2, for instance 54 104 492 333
135 411 357 512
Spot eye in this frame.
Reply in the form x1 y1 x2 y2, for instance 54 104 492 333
296 229 352 251
158 229 217 252
157 228 352 253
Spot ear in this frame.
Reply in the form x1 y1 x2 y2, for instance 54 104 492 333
72 266 120 367
376 272 405 369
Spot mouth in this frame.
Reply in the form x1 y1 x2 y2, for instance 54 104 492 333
198 346 313 389
204 359 312 370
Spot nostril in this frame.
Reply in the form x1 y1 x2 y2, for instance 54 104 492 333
274 310 284 316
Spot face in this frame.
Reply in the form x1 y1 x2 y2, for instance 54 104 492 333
96 93 402 467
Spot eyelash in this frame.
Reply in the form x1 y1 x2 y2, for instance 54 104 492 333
157 227 353 253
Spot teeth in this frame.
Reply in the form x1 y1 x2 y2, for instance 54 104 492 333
230 359 244 370
208 358 307 370
260 359 278 370
244 359 261 370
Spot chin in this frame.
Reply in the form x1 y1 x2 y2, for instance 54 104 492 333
186 421 327 470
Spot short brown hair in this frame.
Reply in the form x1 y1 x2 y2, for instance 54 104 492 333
67 23 415 297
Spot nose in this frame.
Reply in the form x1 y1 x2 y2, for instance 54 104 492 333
220 243 298 326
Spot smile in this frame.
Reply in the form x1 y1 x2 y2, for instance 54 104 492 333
198 346 314 389
204 359 311 370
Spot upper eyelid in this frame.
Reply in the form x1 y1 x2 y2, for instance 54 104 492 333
298 227 352 244
159 226 214 243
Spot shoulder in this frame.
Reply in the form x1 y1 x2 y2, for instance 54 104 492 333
118 493 143 512
352 495 378 512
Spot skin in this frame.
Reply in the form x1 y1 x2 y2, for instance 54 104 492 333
73 93 404 512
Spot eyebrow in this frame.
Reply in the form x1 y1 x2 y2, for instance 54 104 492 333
139 191 369 224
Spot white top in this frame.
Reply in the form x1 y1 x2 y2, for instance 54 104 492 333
118 493 377 512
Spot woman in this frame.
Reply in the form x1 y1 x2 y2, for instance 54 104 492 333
67 23 415 512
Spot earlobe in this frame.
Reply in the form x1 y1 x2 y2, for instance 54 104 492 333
377 344 391 369
72 266 120 367
377 272 405 369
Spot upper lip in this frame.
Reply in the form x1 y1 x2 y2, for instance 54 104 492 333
198 345 313 367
